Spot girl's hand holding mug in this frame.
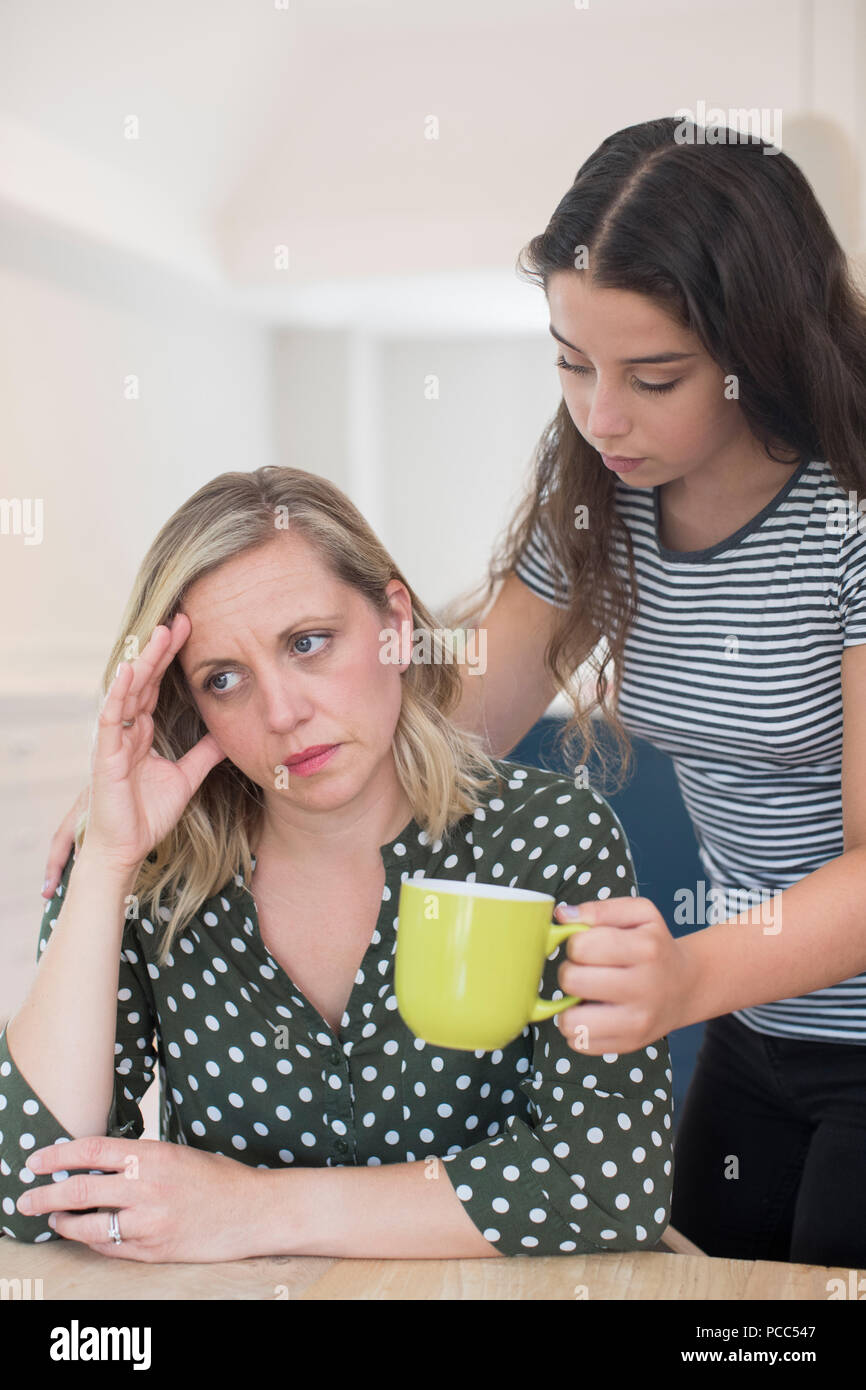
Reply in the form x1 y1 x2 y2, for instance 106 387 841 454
553 897 697 1055
83 613 226 876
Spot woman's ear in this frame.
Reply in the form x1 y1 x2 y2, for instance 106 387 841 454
384 578 413 625
382 582 415 672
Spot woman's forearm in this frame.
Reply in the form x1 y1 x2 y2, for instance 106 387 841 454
675 847 866 1029
255 1159 504 1259
5 851 138 1139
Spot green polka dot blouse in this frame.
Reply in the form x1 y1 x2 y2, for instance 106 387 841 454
0 758 673 1255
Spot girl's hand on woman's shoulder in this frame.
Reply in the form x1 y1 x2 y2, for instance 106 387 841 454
553 897 696 1054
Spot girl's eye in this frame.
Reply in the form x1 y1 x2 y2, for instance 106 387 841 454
202 633 330 695
634 378 679 395
555 355 680 395
556 355 593 377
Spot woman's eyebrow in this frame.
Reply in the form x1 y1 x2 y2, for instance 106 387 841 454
548 323 698 365
188 613 343 676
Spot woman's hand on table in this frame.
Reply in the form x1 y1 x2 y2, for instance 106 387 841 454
16 1137 277 1262
554 897 696 1054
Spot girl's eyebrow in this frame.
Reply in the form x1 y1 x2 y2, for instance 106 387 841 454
549 323 698 365
188 613 343 677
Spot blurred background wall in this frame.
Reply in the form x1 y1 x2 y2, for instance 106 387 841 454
2 0 865 1127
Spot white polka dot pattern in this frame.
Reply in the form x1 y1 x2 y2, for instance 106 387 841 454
0 759 673 1254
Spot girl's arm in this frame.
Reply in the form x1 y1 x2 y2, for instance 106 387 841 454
679 639 866 1025
554 643 866 1051
678 848 866 1027
451 571 563 756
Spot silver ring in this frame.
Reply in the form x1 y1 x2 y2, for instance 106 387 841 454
108 1208 123 1244
121 718 135 728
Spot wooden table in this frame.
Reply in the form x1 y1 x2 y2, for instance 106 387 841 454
0 1234 851 1299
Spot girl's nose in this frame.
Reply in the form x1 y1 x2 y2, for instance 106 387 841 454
586 385 630 441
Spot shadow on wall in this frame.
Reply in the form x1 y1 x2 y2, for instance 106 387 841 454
506 717 707 1129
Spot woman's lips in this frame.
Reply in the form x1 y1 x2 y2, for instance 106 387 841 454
600 454 646 474
281 745 340 777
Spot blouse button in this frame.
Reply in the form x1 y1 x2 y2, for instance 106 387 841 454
335 1138 349 1154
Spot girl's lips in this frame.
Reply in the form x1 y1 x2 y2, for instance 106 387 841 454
601 454 646 474
281 744 339 777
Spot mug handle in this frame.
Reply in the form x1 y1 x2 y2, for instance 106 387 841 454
529 921 592 1022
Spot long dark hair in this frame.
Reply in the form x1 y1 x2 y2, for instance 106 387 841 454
448 115 866 789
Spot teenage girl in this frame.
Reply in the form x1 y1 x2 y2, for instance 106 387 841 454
445 116 866 1269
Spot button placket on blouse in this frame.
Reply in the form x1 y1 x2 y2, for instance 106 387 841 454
318 832 408 1162
242 831 428 1165
354 836 431 1159
229 861 344 1161
318 1029 352 1161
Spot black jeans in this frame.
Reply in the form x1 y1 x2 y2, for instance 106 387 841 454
671 1012 866 1268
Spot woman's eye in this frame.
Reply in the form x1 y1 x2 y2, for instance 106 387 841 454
555 355 679 395
204 670 241 695
202 634 330 695
292 633 328 656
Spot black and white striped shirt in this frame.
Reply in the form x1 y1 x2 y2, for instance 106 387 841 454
515 456 866 1042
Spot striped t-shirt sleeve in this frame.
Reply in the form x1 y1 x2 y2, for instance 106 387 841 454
837 518 866 646
514 515 571 610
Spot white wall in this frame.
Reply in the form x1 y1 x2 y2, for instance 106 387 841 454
270 326 563 615
272 328 351 496
379 335 560 615
0 202 276 697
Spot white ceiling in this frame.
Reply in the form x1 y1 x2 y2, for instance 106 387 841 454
1 0 859 330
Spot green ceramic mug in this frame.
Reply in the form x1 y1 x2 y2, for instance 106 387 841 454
395 877 591 1051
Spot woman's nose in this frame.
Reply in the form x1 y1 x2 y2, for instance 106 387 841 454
259 678 315 731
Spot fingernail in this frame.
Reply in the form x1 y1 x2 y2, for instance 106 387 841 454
41 880 51 896
47 1213 57 1228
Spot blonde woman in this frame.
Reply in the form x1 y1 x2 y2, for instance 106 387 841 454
0 465 672 1260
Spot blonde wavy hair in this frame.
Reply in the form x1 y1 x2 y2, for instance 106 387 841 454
73 466 505 962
